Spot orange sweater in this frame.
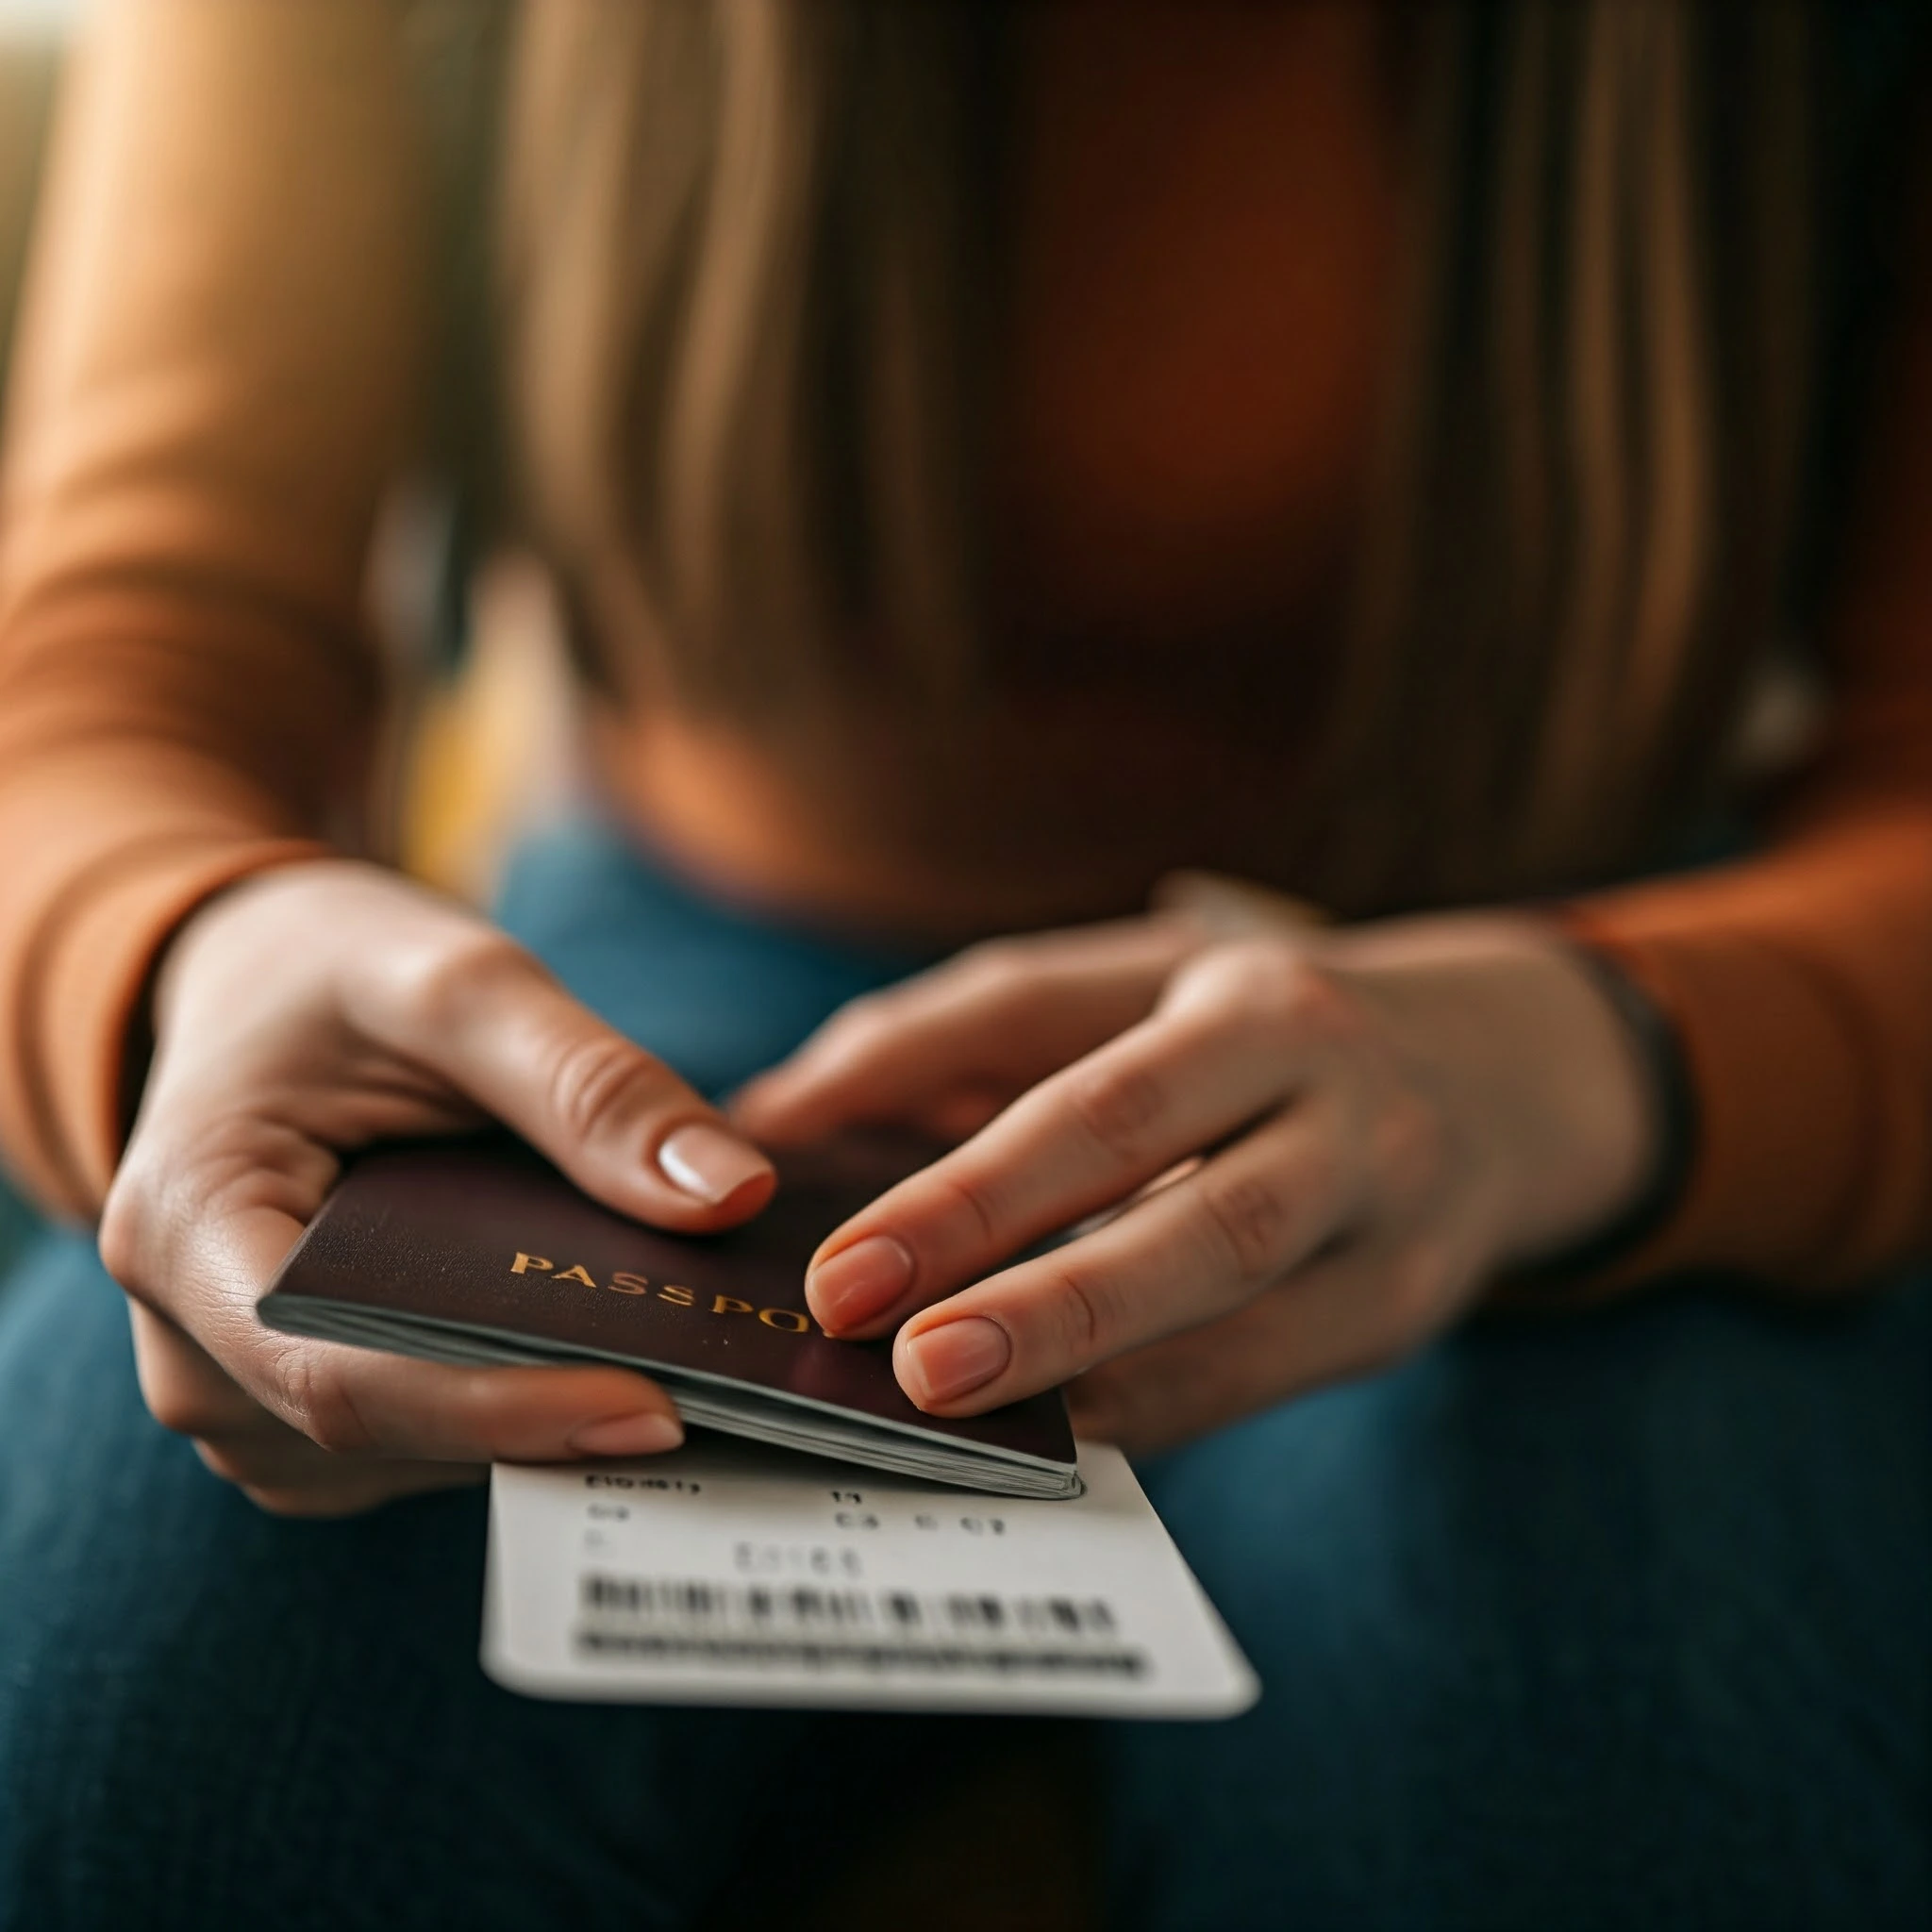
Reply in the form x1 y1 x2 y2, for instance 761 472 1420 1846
1 2 1928 1291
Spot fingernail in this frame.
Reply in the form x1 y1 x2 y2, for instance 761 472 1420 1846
808 1233 914 1330
657 1122 774 1205
569 1410 685 1457
900 1317 1011 1406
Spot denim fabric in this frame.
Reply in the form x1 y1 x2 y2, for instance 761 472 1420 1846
1111 1284 1932 1930
0 1179 35 1296
491 820 943 1103
2 819 1927 1930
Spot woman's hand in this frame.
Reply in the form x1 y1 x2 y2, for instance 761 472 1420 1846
735 914 1657 1453
100 859 776 1516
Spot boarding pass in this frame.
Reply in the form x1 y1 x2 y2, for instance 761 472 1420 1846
484 1438 1258 1718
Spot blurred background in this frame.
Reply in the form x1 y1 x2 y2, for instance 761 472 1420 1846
0 4 62 406
0 0 578 1274
0 0 67 1275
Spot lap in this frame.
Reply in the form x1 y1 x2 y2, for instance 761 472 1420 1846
492 820 937 1097
8 1250 1929 1932
4 824 1928 1926
0 1235 872 1931
0 832 950 1931
1112 1277 1932 1931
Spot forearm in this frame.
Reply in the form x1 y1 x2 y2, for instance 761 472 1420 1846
1557 804 1932 1291
0 632 363 1217
0 0 435 1215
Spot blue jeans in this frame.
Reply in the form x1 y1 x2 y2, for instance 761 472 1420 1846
2 821 1927 1929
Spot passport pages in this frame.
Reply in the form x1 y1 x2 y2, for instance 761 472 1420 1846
259 1138 1079 1498
259 1136 1257 1715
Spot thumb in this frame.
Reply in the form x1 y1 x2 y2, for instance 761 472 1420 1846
367 937 774 1231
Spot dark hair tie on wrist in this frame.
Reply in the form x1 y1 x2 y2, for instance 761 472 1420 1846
1509 939 1700 1291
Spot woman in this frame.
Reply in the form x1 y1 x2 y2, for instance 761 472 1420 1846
0 2 1926 1926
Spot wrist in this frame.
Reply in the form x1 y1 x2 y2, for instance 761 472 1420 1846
1506 935 1698 1289
1321 911 1665 1266
115 849 342 1152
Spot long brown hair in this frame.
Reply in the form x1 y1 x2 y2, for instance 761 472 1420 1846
496 0 1814 914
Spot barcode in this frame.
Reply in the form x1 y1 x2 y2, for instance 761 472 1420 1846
575 1573 1145 1678
582 1574 1118 1634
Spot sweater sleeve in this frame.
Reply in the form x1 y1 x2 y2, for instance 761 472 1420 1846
1559 163 1932 1292
0 0 433 1219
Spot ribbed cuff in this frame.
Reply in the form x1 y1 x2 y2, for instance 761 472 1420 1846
10 831 332 1217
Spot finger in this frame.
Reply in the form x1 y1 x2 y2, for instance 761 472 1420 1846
127 1298 271 1439
732 918 1195 1145
358 936 774 1230
891 1107 1362 1413
127 1301 476 1502
275 1344 691 1465
803 991 1303 1336
128 1304 497 1509
1066 1234 1475 1453
919 1087 1013 1145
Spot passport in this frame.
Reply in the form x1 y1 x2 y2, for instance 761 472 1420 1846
258 1137 1080 1499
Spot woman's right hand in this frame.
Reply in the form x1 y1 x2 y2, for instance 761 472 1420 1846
98 858 776 1517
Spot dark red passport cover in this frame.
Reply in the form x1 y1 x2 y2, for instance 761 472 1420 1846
258 1137 1077 1492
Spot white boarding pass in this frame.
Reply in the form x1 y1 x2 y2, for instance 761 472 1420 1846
484 1438 1257 1718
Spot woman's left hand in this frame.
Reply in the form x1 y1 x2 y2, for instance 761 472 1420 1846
733 912 1659 1453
